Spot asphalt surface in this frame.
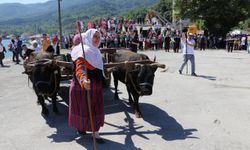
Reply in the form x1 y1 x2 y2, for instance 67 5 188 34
0 49 250 150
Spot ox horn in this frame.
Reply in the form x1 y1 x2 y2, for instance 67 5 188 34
26 63 35 67
150 63 166 69
105 67 118 73
43 60 53 65
104 60 153 68
135 63 143 67
34 59 52 65
104 62 125 68
55 60 72 68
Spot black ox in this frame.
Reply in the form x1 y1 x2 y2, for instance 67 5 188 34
112 50 165 118
24 52 61 116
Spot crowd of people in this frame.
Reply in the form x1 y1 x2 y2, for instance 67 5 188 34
78 17 245 53
2 17 249 66
1 16 249 68
4 34 63 65
226 34 248 53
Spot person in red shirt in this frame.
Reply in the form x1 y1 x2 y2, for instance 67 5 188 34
52 35 59 55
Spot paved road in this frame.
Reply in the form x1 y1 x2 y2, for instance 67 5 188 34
0 49 250 150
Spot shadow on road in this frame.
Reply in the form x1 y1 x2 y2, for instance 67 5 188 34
44 86 198 149
102 101 198 143
141 103 198 141
45 86 134 149
1 65 11 68
197 74 217 81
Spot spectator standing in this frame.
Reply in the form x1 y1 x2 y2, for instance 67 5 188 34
179 33 197 76
200 35 206 51
41 34 51 52
0 36 6 67
164 33 171 52
130 30 139 53
173 33 180 53
52 35 60 55
8 38 16 62
15 36 23 64
240 36 247 50
138 32 144 50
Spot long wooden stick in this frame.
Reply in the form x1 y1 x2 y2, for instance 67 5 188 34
77 21 97 150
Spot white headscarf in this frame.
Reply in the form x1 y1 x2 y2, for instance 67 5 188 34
71 29 103 70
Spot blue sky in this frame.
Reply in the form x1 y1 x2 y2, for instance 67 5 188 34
0 0 49 4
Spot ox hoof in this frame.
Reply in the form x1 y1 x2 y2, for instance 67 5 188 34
128 101 133 106
135 112 142 118
53 109 60 115
41 109 49 117
36 100 41 105
114 95 120 100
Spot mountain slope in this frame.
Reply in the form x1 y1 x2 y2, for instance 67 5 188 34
0 0 159 34
0 0 92 22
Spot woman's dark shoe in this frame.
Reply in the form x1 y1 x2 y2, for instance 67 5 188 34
77 130 86 135
95 137 105 144
179 70 182 74
191 73 198 77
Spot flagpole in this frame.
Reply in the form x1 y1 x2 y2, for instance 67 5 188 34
57 0 63 53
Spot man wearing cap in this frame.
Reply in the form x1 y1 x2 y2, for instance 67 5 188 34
179 32 197 76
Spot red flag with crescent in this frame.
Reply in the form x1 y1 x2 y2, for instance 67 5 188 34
101 20 107 34
88 20 93 29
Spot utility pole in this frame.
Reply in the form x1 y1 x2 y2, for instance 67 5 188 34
172 0 176 27
57 0 63 53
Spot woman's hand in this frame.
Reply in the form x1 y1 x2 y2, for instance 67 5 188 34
83 79 91 90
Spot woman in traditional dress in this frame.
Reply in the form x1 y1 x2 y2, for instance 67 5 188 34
69 29 105 144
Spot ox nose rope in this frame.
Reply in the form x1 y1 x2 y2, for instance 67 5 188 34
127 73 142 96
125 62 152 96
139 83 153 87
124 61 141 95
44 70 59 97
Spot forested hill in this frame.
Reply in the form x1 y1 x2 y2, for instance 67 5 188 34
0 0 160 34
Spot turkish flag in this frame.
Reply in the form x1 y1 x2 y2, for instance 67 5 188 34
88 20 93 29
101 20 107 33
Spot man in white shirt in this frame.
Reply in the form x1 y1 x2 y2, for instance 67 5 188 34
240 36 246 50
179 33 197 76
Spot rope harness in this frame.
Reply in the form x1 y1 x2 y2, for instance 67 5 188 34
124 62 153 96
127 73 141 96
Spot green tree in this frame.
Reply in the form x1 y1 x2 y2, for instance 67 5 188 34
238 18 250 30
153 0 172 21
124 8 149 20
177 0 250 36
